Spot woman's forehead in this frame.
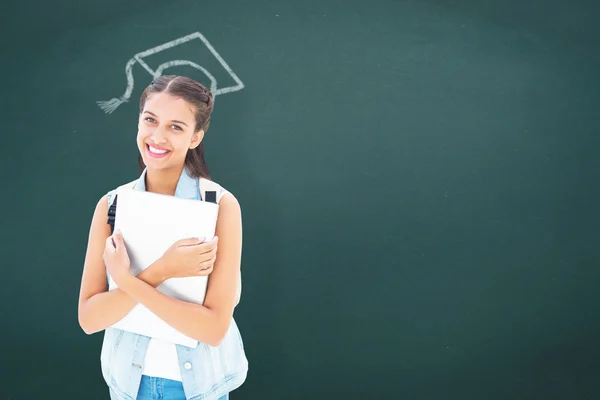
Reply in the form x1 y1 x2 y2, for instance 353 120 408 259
143 92 196 121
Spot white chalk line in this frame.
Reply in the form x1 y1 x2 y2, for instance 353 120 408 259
97 32 244 114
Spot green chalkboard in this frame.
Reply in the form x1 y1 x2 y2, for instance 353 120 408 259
2 0 599 399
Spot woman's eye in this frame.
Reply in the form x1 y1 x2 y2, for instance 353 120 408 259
145 117 156 123
172 125 183 131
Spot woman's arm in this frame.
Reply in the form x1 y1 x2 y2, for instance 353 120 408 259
113 192 243 347
77 195 169 335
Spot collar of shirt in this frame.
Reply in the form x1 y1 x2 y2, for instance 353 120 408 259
133 167 201 201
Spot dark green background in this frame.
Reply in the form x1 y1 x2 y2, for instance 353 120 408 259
1 0 599 399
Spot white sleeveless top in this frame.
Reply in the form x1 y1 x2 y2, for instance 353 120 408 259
143 339 183 381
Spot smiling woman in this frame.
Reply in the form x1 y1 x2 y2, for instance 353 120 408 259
136 77 214 193
77 75 248 400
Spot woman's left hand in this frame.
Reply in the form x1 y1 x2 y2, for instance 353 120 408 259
103 230 132 286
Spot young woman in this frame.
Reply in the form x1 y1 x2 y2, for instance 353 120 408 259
78 75 248 400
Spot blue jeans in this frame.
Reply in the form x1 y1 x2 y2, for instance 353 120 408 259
138 375 229 400
111 375 229 400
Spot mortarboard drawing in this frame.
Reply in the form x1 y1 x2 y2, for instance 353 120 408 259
97 31 244 114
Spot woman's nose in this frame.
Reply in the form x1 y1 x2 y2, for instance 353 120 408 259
151 127 168 143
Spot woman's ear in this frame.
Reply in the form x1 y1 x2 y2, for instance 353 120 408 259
190 130 205 149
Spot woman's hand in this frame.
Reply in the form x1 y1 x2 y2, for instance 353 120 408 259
158 236 219 280
103 230 132 286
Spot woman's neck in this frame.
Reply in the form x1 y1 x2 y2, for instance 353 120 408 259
144 166 184 196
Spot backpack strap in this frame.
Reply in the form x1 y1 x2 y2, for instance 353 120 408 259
199 177 224 203
199 177 241 306
107 180 137 234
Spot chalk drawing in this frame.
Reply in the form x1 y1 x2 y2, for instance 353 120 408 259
97 32 244 114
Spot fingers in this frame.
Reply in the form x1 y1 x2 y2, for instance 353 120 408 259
180 236 218 255
198 236 218 253
196 252 217 273
113 230 124 249
198 265 214 273
105 235 116 251
105 230 125 252
176 237 205 247
196 263 214 275
196 267 213 276
193 245 218 264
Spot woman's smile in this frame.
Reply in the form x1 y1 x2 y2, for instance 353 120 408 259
146 143 171 159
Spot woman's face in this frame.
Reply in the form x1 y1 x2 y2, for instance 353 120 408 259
137 92 203 172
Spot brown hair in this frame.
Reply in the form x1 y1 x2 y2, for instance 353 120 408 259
138 75 214 179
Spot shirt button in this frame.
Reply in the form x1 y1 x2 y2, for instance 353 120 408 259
184 362 192 370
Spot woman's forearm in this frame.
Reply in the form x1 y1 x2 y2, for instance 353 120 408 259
118 274 230 347
79 261 167 335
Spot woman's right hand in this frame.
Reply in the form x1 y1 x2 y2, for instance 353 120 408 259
158 236 218 280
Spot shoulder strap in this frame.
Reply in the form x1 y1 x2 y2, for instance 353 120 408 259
107 180 137 234
199 177 226 203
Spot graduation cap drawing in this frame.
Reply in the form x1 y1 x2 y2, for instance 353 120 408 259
97 31 244 114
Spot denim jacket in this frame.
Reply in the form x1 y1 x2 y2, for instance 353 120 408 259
101 168 248 400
